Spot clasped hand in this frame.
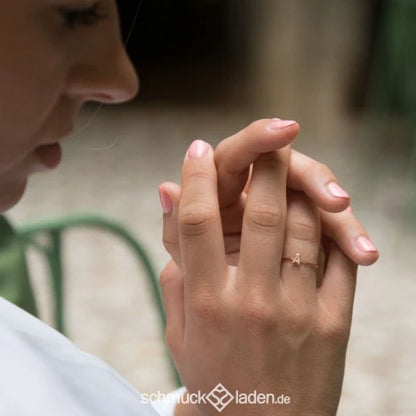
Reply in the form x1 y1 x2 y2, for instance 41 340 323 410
158 119 378 416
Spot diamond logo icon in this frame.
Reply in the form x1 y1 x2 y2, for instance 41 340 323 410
205 383 234 412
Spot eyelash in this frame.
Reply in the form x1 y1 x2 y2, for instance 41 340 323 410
59 3 107 29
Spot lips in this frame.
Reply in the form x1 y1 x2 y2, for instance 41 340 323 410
34 120 75 170
35 142 62 170
34 101 80 170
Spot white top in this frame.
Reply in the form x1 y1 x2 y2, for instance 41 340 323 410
0 297 185 416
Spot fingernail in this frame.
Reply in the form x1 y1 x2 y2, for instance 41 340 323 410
158 186 172 215
356 236 377 253
187 140 210 159
268 120 296 131
327 182 349 199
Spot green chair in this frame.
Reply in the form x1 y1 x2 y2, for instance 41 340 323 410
0 213 181 387
368 0 416 213
0 216 38 317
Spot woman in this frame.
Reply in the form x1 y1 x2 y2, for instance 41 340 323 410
0 1 378 415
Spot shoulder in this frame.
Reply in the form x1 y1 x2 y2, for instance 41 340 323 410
0 297 159 416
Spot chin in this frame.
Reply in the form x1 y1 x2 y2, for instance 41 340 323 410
0 179 28 213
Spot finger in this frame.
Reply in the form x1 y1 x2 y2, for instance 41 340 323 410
159 181 182 267
316 245 326 288
288 150 379 265
219 192 245 235
280 191 320 301
320 208 379 266
318 241 357 326
238 147 290 288
179 140 227 293
160 260 185 352
228 148 351 215
215 118 299 208
287 150 350 213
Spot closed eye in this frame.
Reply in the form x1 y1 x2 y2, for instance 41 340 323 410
59 2 108 29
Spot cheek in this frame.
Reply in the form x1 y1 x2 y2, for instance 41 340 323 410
0 63 67 175
0 60 65 148
0 15 69 173
0 3 70 211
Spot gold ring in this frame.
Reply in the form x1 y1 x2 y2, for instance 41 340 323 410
282 253 319 270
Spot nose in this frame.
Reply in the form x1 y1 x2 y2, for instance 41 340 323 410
66 45 140 105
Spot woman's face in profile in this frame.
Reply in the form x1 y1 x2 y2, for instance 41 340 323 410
0 0 139 212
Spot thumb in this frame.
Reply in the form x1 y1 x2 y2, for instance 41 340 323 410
160 259 185 354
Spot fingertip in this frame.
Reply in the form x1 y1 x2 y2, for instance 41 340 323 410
159 181 181 193
246 119 300 152
346 242 379 266
267 119 300 137
356 250 380 266
338 233 379 267
159 185 173 215
319 195 351 213
184 139 212 162
158 182 181 209
323 182 350 212
355 235 379 266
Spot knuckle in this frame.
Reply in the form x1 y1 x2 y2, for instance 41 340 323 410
280 292 316 342
286 220 319 243
162 235 178 251
315 161 333 178
159 261 181 288
179 203 217 236
284 306 314 333
279 308 315 344
314 161 328 173
248 119 263 131
190 294 224 325
159 267 171 288
314 314 350 345
246 204 284 232
246 119 276 141
189 169 211 182
235 298 277 331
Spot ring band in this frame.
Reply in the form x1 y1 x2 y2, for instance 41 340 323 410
282 253 319 270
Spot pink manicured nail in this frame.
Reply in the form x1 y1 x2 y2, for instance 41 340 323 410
356 236 377 253
158 186 172 215
187 140 210 159
268 120 296 131
327 182 349 199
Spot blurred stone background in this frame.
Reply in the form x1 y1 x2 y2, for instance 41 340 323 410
7 1 416 415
